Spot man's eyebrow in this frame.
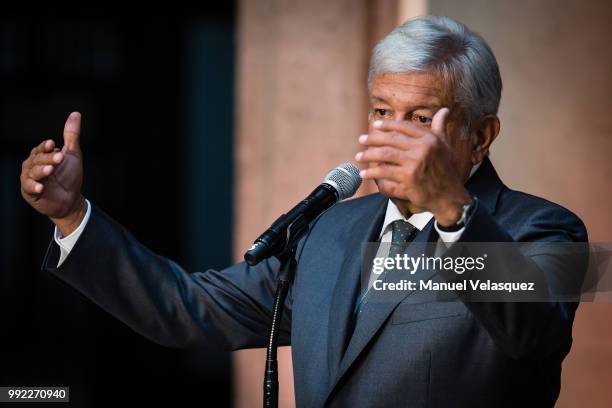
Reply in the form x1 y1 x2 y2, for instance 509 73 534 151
369 97 440 111
370 96 389 104
410 104 440 111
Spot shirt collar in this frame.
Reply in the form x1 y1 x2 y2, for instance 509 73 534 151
378 161 482 239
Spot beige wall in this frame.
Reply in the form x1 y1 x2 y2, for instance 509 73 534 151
426 1 612 406
235 0 612 406
233 1 396 406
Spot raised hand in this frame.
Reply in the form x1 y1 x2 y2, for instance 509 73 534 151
355 108 472 226
20 112 86 236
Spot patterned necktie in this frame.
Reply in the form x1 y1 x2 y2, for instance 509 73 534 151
353 219 418 317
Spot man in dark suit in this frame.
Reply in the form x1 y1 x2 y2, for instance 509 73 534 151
20 16 587 407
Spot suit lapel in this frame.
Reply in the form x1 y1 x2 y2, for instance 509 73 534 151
326 220 438 399
465 157 503 214
324 157 505 402
326 194 387 382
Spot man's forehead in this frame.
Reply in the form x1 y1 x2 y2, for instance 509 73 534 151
369 72 449 107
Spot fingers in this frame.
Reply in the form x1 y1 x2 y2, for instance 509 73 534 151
32 151 64 166
431 107 450 136
355 146 407 165
372 119 430 139
21 177 44 195
28 164 55 181
375 179 403 199
63 111 82 152
359 132 415 150
20 109 82 201
25 139 56 169
21 140 64 197
359 163 404 182
363 107 451 148
30 139 55 156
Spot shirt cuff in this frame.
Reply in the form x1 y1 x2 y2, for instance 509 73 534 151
434 221 465 244
54 199 92 267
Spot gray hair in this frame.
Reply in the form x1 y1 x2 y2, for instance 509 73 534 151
368 16 502 128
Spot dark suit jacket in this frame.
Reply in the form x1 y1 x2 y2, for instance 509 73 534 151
43 158 587 407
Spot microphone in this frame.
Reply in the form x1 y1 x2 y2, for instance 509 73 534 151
244 163 362 265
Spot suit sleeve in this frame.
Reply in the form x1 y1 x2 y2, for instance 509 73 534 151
441 198 588 360
42 204 293 351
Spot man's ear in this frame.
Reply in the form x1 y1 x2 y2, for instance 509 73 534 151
470 114 500 164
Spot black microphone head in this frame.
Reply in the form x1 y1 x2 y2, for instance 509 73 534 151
323 163 362 200
245 241 268 266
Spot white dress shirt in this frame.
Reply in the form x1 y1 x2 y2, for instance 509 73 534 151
378 161 481 244
54 199 92 266
54 163 481 267
363 162 481 292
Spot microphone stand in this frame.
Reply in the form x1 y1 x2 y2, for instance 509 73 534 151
262 216 309 408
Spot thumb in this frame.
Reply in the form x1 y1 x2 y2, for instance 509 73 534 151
431 107 450 138
63 111 82 153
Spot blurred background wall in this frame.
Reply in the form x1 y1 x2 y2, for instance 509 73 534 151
1 1 611 407
425 1 612 406
233 0 384 405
